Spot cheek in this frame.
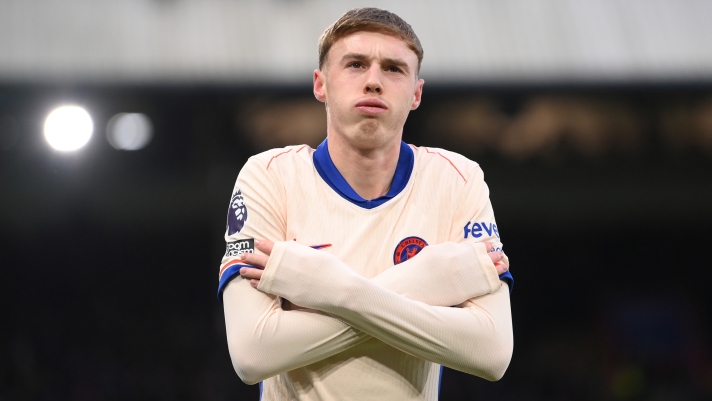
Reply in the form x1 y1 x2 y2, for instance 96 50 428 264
327 81 357 111
395 85 418 110
323 79 345 102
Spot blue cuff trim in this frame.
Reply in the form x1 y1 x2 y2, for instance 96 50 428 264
437 365 444 396
313 139 414 209
217 264 252 303
499 270 514 293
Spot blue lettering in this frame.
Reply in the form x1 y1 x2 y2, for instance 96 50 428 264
482 222 494 236
470 222 483 238
465 220 502 239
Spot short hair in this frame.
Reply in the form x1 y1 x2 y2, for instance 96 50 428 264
318 8 424 73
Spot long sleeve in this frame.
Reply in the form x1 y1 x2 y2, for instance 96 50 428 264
369 240 501 306
449 163 513 287
222 153 368 384
258 241 513 381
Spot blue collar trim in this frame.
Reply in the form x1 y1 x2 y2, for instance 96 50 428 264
313 139 414 209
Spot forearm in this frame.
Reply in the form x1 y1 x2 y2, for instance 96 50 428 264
223 277 371 384
259 242 514 380
340 281 512 380
370 241 502 306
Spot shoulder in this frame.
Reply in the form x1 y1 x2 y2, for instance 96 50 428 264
411 145 482 184
245 145 314 171
236 145 314 188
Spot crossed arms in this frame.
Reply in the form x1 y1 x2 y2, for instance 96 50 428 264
222 239 513 384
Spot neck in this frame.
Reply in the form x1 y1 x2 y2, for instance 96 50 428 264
327 134 401 200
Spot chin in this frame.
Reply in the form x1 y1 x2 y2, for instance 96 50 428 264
333 119 395 150
358 119 380 137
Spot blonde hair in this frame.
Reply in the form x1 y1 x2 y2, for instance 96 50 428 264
318 8 423 73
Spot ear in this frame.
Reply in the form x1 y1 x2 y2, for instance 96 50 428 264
313 69 327 103
410 78 424 110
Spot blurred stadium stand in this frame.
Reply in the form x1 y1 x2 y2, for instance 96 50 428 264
1 0 712 84
1 1 711 400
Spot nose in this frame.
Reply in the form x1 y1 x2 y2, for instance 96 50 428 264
365 82 381 94
364 68 382 94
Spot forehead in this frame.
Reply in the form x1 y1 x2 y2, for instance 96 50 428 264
329 31 418 65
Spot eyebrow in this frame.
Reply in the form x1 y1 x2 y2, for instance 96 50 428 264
340 52 411 73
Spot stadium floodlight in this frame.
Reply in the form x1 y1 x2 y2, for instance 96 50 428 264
44 106 93 151
106 113 153 151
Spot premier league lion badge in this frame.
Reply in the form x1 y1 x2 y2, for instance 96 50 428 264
393 236 428 265
227 189 248 235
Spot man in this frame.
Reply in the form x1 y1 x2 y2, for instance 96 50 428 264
218 8 513 400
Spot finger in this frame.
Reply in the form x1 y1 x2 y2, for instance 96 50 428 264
240 267 263 280
489 250 504 264
250 279 259 288
240 252 269 268
256 239 274 256
484 241 493 253
495 261 508 275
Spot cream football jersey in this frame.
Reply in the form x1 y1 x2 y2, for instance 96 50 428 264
218 140 513 401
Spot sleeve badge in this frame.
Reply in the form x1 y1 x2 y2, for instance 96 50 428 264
227 189 248 235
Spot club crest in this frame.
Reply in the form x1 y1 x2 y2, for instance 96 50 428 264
393 236 428 265
227 189 248 235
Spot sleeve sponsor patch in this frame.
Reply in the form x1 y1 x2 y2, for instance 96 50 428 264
225 238 255 257
227 189 248 235
463 221 499 239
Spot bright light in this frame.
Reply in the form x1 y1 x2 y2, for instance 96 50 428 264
44 106 93 151
106 113 153 151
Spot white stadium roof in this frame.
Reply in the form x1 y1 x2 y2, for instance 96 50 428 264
1 0 711 85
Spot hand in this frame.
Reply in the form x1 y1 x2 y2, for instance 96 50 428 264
484 242 508 275
239 239 275 288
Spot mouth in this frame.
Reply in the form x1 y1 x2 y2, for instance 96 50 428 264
355 98 388 115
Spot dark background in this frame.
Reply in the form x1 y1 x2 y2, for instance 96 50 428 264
2 83 712 400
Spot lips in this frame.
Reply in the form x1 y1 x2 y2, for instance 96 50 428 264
355 98 388 115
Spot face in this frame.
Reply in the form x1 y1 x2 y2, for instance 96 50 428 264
313 31 424 151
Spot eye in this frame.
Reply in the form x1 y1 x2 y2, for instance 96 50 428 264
347 61 363 69
386 65 403 73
